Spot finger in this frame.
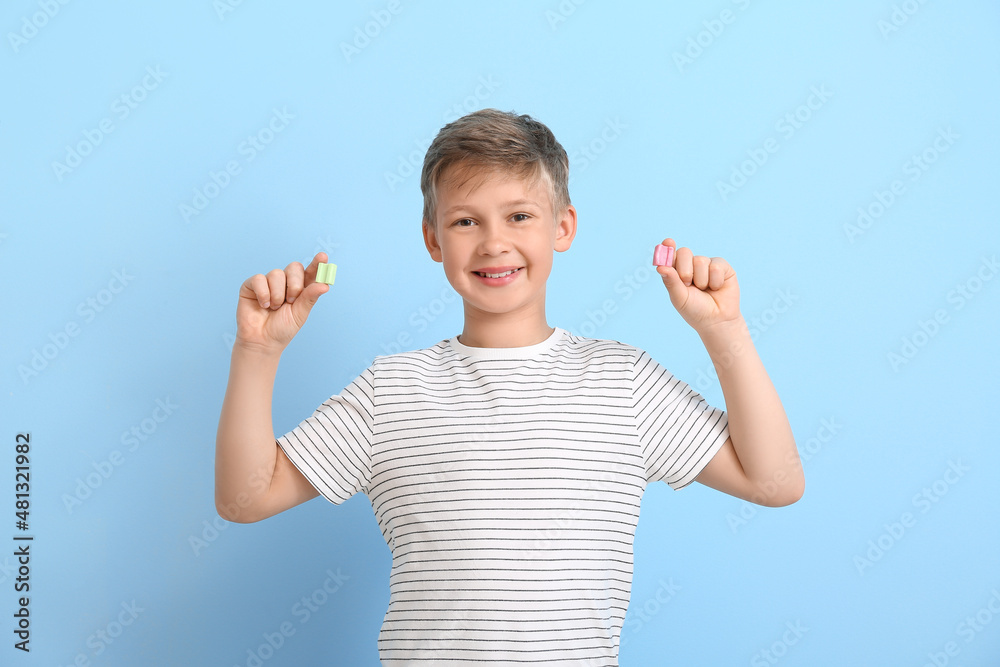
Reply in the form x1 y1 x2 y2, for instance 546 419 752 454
265 269 287 310
708 258 729 291
660 237 676 250
674 246 694 285
304 252 328 284
290 279 329 328
692 255 711 290
656 264 689 307
241 273 272 309
284 261 305 303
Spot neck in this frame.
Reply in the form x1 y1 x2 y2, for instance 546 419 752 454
458 311 555 348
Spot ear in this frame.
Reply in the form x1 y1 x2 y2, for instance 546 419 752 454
553 204 577 253
422 219 443 262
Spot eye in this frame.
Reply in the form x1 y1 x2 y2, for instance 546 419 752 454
453 218 475 227
512 213 531 222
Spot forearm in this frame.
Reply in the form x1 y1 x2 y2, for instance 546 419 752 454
215 343 282 520
699 316 803 499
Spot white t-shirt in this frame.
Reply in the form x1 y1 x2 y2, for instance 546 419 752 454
276 326 729 666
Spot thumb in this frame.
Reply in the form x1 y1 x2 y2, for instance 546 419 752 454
290 280 329 328
657 264 688 310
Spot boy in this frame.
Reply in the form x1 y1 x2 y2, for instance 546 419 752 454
215 109 804 665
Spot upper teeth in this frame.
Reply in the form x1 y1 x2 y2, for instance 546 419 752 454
481 269 517 278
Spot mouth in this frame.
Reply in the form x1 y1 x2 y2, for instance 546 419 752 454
473 267 522 279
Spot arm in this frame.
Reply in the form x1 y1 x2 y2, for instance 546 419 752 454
694 317 803 506
215 344 319 523
214 252 330 523
656 238 804 507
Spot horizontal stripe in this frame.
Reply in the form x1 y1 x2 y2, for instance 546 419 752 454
276 327 728 665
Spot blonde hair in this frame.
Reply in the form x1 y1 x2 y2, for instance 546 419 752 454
420 109 571 228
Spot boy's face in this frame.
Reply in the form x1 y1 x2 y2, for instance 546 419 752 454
422 164 576 325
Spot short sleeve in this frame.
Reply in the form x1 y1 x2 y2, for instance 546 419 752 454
632 349 729 490
276 366 375 504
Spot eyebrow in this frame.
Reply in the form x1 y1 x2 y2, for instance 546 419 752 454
441 199 542 217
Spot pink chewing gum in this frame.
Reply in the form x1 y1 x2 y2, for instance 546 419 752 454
653 244 674 267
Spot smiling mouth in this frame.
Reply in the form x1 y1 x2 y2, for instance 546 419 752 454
475 268 522 278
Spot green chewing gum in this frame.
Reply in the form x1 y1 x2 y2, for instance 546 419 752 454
316 262 337 285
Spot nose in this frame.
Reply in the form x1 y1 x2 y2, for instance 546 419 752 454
477 221 510 255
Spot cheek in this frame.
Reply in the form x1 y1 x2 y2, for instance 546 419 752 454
533 246 555 271
441 252 468 280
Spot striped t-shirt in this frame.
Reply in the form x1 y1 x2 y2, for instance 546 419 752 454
276 326 729 665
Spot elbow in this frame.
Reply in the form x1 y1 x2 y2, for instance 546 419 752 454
215 491 265 524
215 497 239 523
216 503 244 523
748 469 805 507
765 476 805 507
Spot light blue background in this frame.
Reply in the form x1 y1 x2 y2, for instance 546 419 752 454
2 1 999 665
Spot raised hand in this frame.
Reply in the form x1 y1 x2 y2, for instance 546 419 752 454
234 252 330 354
655 238 742 336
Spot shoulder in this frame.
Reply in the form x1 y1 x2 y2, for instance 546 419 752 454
370 338 459 375
554 328 643 365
